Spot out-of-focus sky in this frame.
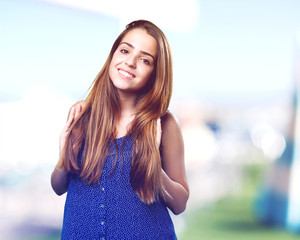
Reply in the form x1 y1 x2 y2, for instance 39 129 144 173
1 0 299 106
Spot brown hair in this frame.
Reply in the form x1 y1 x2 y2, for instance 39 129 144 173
59 20 173 204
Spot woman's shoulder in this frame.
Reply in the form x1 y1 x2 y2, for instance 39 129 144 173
161 110 180 127
161 111 182 139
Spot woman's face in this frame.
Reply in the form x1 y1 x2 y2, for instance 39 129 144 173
109 28 158 96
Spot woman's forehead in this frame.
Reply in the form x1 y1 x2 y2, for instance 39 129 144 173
120 28 158 58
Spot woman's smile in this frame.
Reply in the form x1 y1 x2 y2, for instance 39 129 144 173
118 68 136 79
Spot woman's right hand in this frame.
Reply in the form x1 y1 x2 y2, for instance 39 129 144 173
59 101 85 154
52 100 85 195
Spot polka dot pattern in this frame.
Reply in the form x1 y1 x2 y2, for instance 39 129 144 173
61 136 177 240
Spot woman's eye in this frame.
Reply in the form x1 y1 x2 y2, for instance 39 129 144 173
120 49 129 54
141 58 150 65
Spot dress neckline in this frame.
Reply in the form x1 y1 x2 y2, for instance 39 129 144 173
114 135 126 141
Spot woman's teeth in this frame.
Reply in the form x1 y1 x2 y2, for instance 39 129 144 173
119 69 134 78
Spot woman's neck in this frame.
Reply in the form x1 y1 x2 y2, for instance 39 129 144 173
116 92 137 138
118 91 137 114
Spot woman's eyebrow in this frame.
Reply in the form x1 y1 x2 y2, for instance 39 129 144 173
120 42 155 60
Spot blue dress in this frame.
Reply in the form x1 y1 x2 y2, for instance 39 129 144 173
61 136 177 240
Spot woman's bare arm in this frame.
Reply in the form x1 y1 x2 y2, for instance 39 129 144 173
160 112 189 215
51 101 84 195
51 168 71 196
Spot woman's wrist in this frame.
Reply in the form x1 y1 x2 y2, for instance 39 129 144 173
55 165 66 171
55 158 65 170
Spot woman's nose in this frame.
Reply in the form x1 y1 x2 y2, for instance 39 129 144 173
125 55 137 69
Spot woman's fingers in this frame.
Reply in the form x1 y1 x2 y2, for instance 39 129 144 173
59 101 85 153
73 101 83 119
64 106 75 132
59 106 75 153
65 101 83 130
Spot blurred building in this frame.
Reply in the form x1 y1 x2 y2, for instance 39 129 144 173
287 32 300 232
255 32 300 233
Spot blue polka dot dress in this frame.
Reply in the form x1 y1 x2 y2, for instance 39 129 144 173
61 136 177 240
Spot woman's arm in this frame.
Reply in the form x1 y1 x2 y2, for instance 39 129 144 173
51 101 84 195
51 168 70 196
160 112 189 215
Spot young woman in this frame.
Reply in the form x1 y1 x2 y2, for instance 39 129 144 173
51 20 189 239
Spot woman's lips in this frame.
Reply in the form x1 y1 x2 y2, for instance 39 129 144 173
118 69 135 78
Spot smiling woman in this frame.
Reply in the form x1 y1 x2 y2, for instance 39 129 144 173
109 28 158 95
51 20 189 239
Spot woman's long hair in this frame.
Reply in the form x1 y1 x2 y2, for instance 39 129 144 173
58 20 173 204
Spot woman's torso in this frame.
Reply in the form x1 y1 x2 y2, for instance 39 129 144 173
61 136 177 240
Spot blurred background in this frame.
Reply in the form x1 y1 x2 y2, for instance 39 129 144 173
1 0 300 239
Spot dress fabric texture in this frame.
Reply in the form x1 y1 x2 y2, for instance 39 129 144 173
61 136 177 240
